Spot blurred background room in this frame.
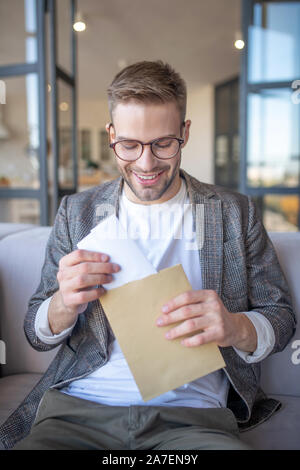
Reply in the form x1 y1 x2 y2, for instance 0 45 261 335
0 0 299 231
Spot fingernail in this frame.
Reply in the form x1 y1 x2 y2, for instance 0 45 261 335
113 264 120 272
101 255 108 262
165 331 171 339
162 305 168 313
156 318 163 326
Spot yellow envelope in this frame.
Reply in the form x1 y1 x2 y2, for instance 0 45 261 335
100 264 226 402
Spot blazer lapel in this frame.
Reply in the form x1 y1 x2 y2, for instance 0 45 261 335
181 170 224 297
91 176 124 229
201 199 223 296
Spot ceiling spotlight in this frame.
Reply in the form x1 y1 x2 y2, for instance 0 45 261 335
234 39 245 50
59 102 69 112
73 12 86 32
234 32 245 50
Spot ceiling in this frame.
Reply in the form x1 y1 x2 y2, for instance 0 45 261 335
76 0 242 100
0 0 242 100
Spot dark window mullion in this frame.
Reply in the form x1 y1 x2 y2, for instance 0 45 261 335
37 0 48 225
0 63 38 77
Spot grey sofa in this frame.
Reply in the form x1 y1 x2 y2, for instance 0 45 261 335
0 222 299 450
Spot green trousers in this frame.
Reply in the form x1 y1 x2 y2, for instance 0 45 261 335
13 388 251 450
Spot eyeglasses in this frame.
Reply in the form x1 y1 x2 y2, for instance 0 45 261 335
108 123 185 162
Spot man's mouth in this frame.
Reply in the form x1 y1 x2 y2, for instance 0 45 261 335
132 170 165 185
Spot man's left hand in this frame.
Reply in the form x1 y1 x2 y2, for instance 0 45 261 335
156 289 257 352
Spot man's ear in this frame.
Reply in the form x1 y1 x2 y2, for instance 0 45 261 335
182 119 191 148
105 122 115 142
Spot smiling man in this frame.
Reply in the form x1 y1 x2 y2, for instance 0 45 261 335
107 100 185 204
1 61 296 451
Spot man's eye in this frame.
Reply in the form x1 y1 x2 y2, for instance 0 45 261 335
121 142 138 150
155 139 173 148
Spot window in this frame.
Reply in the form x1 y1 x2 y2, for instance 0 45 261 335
240 0 300 231
0 0 78 226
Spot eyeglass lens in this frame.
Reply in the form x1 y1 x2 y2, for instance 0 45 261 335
114 137 180 161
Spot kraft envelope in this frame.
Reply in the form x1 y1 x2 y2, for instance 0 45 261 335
100 263 226 402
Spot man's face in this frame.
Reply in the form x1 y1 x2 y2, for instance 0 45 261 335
107 100 191 204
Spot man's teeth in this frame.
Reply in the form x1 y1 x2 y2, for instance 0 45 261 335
135 172 161 180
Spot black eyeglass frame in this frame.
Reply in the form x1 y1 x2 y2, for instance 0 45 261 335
108 122 186 162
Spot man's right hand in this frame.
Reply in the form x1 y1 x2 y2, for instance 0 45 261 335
48 249 120 335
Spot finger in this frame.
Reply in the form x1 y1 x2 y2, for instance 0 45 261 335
180 329 217 348
164 316 208 341
58 261 120 281
59 249 110 269
71 286 107 305
65 273 114 291
157 303 205 326
162 289 217 314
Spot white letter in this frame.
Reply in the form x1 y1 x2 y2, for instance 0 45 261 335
0 340 5 365
185 203 205 251
0 80 6 104
291 80 300 105
291 339 300 365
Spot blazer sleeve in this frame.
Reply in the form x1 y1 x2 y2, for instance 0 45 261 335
245 195 297 354
23 195 74 352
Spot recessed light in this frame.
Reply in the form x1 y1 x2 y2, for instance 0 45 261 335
234 39 245 50
59 102 69 112
234 31 245 50
73 12 86 32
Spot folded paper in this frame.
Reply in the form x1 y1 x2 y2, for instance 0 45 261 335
77 214 156 289
100 264 226 401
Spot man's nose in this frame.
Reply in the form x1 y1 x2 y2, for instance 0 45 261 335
137 144 158 172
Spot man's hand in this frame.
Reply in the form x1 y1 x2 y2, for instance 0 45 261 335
48 249 120 335
156 289 258 353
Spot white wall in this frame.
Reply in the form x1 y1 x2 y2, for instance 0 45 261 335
182 84 214 184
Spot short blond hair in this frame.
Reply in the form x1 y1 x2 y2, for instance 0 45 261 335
107 60 187 123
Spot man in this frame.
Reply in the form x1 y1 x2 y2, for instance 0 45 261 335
1 61 296 450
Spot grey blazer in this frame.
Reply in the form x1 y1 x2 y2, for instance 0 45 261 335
0 169 296 449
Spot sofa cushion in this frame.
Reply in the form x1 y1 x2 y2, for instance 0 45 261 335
0 223 36 241
0 227 58 376
260 233 300 397
0 373 42 427
240 394 300 450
